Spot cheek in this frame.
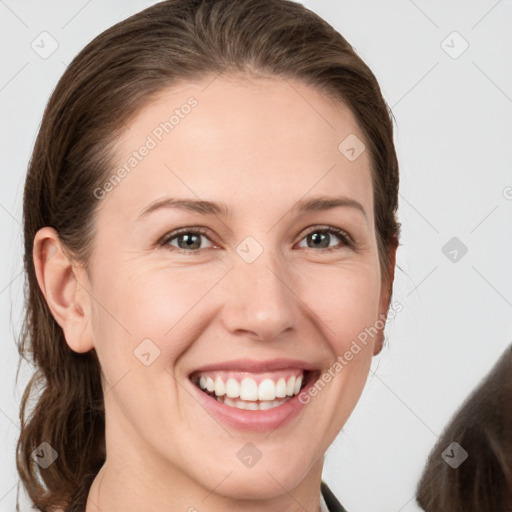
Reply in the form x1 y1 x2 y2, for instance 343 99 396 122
298 260 381 350
90 261 222 363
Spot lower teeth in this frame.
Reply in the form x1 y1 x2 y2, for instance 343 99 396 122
215 394 293 410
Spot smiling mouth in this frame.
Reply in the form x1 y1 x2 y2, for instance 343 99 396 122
191 369 318 411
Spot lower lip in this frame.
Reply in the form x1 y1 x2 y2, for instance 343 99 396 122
189 372 319 432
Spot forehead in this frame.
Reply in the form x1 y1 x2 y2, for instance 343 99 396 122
100 74 373 222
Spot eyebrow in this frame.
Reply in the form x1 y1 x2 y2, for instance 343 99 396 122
137 195 367 220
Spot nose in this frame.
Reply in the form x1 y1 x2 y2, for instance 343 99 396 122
219 250 298 342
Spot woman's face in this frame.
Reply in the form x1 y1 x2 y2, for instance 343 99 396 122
78 74 394 502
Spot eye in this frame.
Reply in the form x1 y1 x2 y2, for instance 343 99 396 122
159 227 216 254
159 225 353 254
296 226 353 252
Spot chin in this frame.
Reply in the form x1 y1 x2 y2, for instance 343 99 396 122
210 463 310 501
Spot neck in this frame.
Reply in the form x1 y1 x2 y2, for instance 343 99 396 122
85 453 325 512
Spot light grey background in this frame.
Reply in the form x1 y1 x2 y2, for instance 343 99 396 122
1 1 511 511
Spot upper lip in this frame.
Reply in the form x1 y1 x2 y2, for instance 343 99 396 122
189 358 319 376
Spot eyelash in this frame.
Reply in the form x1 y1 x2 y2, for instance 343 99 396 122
158 225 354 255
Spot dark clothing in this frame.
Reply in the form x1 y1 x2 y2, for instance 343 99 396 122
321 480 348 512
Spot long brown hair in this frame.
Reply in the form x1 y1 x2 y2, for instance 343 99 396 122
16 1 401 510
416 344 512 511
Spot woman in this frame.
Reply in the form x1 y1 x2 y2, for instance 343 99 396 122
416 344 512 511
16 1 400 510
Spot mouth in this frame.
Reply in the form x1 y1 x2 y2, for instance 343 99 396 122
189 369 319 411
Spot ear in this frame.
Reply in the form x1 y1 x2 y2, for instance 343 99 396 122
373 238 398 356
32 226 94 353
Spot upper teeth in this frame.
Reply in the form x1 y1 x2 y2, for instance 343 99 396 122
195 372 305 401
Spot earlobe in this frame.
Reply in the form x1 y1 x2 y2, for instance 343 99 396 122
373 331 384 356
33 227 94 354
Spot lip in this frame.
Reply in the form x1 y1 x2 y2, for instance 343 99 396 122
189 369 320 432
188 358 319 377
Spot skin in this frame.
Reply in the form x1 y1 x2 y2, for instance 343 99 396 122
33 73 396 512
